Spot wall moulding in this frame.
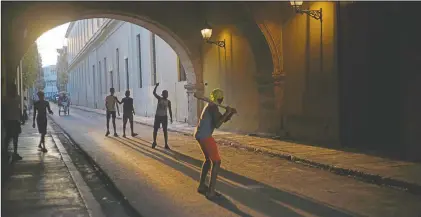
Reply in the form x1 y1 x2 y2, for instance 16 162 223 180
272 71 286 86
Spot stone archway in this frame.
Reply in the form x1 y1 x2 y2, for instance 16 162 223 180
3 1 206 124
3 1 284 131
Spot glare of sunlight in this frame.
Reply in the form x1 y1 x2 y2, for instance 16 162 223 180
36 23 70 67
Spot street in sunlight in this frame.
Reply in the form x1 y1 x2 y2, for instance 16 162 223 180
43 104 421 216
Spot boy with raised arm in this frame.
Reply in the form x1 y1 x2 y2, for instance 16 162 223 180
152 83 173 149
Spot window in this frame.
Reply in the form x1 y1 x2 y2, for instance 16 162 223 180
99 61 102 93
136 34 143 88
110 70 114 88
78 22 81 51
92 65 96 98
97 19 100 28
85 20 88 42
125 58 129 90
91 19 94 35
87 61 90 85
116 48 120 91
151 33 157 85
82 20 85 44
104 57 107 90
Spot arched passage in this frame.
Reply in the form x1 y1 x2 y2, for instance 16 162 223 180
3 1 206 124
3 1 279 134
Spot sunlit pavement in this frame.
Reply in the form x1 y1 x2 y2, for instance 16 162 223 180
1 123 90 217
71 104 421 189
49 103 421 217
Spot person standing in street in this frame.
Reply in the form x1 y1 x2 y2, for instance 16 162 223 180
152 83 173 149
23 97 29 122
2 84 24 161
33 91 54 153
118 90 138 138
105 88 120 137
194 88 236 200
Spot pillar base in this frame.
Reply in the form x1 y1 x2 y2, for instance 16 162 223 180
184 83 205 125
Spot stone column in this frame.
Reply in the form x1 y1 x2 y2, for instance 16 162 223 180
272 71 287 137
184 83 204 125
20 59 24 115
16 65 20 95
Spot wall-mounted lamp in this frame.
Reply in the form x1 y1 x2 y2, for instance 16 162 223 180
201 21 225 48
290 1 322 21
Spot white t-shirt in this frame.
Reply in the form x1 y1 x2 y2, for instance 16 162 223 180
105 95 118 111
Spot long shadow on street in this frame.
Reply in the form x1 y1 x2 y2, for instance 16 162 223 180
110 137 361 217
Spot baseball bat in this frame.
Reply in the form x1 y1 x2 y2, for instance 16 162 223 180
193 93 238 114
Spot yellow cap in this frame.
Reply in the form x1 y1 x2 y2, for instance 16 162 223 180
210 88 224 103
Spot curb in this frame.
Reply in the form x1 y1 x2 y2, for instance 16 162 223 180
48 117 143 217
215 138 421 196
71 105 421 196
49 127 106 217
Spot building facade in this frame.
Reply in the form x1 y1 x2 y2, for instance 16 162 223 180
56 46 68 92
65 19 189 122
43 65 58 98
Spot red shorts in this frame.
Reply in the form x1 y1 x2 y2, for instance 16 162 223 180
198 137 221 162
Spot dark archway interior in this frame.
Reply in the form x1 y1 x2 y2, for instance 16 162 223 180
338 2 421 156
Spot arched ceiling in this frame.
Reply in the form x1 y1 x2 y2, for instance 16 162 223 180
2 1 275 89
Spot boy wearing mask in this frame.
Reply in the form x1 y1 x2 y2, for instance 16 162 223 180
194 88 236 200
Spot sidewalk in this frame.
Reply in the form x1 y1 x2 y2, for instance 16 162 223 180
1 122 90 217
71 105 421 194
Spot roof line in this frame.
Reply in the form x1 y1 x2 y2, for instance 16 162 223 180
65 22 75 37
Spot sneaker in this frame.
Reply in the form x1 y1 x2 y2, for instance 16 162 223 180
152 142 157 149
13 153 23 161
131 133 138 137
197 185 209 194
205 191 223 200
164 145 171 150
41 148 48 153
123 134 126 138
105 131 110 136
114 133 119 137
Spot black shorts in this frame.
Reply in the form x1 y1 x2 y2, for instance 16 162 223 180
123 113 134 123
36 118 47 135
5 120 21 137
106 111 116 119
154 115 168 130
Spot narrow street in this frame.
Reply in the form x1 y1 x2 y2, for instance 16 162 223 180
49 104 421 217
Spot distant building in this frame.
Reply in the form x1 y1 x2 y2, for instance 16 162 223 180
43 65 58 98
65 19 188 122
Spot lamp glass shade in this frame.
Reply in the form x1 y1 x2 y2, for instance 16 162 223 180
201 28 212 40
290 1 303 6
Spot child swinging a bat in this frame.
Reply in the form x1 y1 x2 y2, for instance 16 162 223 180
194 88 237 200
